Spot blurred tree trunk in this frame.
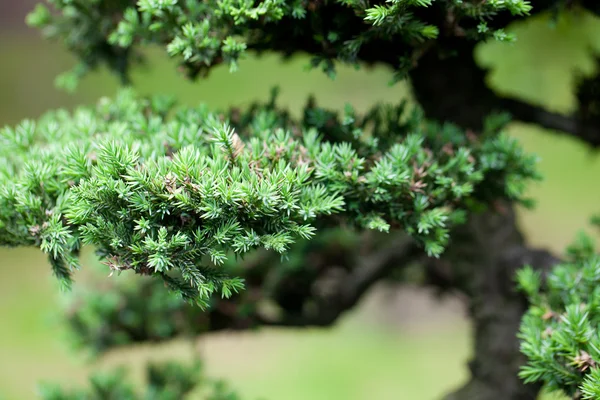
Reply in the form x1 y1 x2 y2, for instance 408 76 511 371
429 206 557 400
409 43 559 400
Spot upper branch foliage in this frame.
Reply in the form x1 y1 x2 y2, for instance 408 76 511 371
0 89 538 304
27 0 533 88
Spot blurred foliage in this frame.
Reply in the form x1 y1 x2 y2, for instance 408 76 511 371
38 360 240 400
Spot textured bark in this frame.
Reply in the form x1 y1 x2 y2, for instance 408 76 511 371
408 40 563 399
426 206 558 400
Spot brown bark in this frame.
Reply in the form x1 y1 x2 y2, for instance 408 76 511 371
425 206 558 400
408 38 565 398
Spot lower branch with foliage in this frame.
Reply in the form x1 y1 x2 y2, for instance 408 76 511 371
6 0 600 398
0 89 542 398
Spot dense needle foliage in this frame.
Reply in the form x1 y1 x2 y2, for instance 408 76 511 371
0 89 538 303
518 230 600 399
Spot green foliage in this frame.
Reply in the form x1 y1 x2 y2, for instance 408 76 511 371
518 233 600 399
62 244 268 355
38 360 240 400
28 0 532 87
63 273 211 354
0 89 538 304
58 226 382 355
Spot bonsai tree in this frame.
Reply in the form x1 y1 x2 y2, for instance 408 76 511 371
2 0 600 398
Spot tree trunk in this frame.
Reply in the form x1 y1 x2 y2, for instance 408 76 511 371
426 206 558 400
408 40 560 399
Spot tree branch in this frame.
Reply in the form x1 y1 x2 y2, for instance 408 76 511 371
409 37 600 148
499 97 600 147
256 236 420 327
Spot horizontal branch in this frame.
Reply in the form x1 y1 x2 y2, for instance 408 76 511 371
499 97 600 148
256 235 420 327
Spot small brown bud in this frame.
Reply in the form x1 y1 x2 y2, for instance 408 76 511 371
542 310 555 320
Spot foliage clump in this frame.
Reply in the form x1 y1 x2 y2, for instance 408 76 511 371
11 0 600 398
0 89 538 304
518 232 600 399
38 360 240 400
26 0 533 89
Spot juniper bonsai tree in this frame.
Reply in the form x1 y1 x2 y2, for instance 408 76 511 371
4 0 600 399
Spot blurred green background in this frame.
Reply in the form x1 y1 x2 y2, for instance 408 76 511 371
1 2 600 399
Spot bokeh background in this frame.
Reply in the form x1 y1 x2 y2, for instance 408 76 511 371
1 2 600 399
